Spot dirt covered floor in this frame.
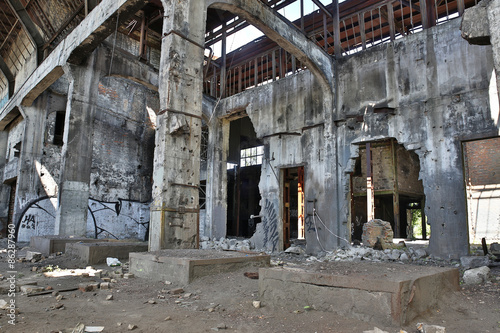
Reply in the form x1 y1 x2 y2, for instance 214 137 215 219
0 241 499 333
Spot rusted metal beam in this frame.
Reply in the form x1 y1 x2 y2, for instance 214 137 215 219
366 143 374 221
311 0 333 18
6 0 45 62
333 0 341 57
0 55 15 97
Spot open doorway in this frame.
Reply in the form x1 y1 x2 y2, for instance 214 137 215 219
226 116 262 237
350 139 426 242
283 166 305 249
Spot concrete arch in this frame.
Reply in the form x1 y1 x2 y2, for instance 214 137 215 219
206 0 334 94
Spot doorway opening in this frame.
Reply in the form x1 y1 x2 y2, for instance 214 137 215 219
350 139 426 242
226 116 262 237
283 166 305 250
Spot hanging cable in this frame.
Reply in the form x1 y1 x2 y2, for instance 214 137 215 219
109 10 120 76
312 210 326 252
313 208 351 247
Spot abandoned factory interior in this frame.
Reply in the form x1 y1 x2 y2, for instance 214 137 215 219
1 0 498 257
0 0 499 331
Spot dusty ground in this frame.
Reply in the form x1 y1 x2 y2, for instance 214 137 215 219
0 241 499 333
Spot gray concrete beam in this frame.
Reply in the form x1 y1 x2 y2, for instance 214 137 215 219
206 0 334 93
0 0 146 121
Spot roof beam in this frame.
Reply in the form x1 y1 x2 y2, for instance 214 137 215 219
6 0 46 63
0 55 15 97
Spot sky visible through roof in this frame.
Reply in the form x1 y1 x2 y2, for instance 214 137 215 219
211 0 344 57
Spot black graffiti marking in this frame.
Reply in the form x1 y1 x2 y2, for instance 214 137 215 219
262 199 279 251
21 214 36 229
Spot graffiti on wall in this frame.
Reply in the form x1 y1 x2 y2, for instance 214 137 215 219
262 199 279 251
16 197 150 242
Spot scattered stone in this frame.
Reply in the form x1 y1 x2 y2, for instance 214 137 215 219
45 286 53 290
217 323 227 329
400 253 410 261
106 295 114 301
0 299 8 310
363 328 390 333
164 281 172 285
490 242 500 253
164 316 172 321
100 282 110 290
463 266 490 285
123 273 134 279
285 246 305 255
114 268 123 275
26 251 42 262
111 279 118 283
127 324 137 330
183 293 192 298
362 219 394 249
56 295 63 302
244 272 259 279
208 307 215 312
414 248 428 259
20 285 45 294
170 288 184 295
252 301 261 309
460 256 489 269
78 283 99 292
148 300 157 304
102 278 111 282
31 267 38 272
93 271 102 278
416 323 446 333
52 291 59 297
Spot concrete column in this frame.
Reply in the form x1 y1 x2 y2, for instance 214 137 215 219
205 118 229 240
149 0 206 250
54 59 99 237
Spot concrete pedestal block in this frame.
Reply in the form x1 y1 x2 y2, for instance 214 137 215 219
30 236 98 256
259 264 459 326
129 249 270 285
66 241 148 265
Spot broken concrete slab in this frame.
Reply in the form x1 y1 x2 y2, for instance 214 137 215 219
460 256 489 269
129 249 270 285
259 262 459 326
30 236 100 256
66 241 148 265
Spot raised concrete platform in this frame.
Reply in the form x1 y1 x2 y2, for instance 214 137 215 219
130 249 271 285
66 241 148 265
30 236 101 256
259 262 459 326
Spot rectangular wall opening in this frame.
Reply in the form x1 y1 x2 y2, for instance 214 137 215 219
283 166 305 250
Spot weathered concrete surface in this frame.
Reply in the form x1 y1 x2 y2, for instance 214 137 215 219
336 19 498 259
30 236 98 256
460 0 491 45
66 241 148 265
149 0 206 251
259 264 459 326
54 61 99 237
129 249 270 284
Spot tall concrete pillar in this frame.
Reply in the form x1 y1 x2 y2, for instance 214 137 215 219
54 59 99 237
149 0 206 250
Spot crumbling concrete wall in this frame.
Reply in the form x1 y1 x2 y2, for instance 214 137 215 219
211 70 339 253
12 43 159 242
336 19 498 259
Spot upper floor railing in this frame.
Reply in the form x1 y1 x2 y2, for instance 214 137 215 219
203 0 480 99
